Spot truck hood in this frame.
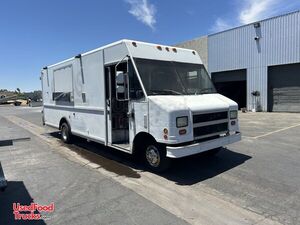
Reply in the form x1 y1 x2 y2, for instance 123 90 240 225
148 93 238 112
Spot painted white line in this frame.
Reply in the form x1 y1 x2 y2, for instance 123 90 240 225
241 136 256 139
6 115 283 225
253 123 300 139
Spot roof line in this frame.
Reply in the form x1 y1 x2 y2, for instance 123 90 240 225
209 9 300 37
44 39 197 69
45 39 127 69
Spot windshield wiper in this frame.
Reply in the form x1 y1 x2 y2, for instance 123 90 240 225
163 89 183 95
149 89 183 95
195 88 215 95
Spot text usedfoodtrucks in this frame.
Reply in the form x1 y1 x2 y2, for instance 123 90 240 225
41 40 241 172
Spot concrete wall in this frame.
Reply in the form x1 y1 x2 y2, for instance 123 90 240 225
176 36 208 69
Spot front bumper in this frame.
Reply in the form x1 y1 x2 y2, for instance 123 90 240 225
166 132 241 158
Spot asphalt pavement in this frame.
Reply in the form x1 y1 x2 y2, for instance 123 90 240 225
0 106 188 225
1 105 300 225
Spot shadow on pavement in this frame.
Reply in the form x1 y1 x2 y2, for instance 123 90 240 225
162 148 251 185
48 132 141 179
0 181 46 225
48 131 251 185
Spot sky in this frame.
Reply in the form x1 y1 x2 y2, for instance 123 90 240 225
0 0 299 92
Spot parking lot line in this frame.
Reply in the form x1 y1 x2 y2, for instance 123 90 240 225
253 123 300 139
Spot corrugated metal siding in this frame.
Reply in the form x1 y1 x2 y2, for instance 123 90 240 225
208 11 300 111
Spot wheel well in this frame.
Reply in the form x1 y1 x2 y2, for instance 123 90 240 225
59 117 70 130
133 132 156 155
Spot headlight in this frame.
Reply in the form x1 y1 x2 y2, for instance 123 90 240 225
230 110 238 119
176 116 188 128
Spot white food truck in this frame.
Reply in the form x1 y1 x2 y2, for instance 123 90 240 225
41 40 241 171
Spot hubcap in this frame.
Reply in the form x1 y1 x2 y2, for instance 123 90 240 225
61 126 68 141
146 145 160 167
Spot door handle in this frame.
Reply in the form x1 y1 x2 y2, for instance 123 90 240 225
127 111 134 118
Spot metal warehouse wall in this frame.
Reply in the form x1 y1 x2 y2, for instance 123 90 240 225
208 11 300 111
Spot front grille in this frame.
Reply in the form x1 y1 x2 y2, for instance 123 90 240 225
193 122 228 137
192 110 229 139
193 111 228 124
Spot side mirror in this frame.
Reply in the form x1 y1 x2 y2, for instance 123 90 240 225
116 71 129 101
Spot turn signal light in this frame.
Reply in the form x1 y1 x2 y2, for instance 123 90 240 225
179 129 187 135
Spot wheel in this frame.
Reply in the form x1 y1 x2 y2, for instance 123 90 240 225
205 147 222 156
60 122 72 144
144 142 171 173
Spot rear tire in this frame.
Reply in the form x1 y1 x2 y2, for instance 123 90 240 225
60 122 72 144
144 142 170 173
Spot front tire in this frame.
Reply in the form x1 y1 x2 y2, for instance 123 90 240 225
60 122 72 144
144 142 170 173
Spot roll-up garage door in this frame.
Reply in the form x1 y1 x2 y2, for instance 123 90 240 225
268 63 300 112
211 69 247 109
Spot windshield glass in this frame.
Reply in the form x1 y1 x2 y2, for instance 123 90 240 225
133 58 216 96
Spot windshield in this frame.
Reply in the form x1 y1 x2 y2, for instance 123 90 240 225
133 58 216 96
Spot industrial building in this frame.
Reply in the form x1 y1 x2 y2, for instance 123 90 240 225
177 10 300 112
